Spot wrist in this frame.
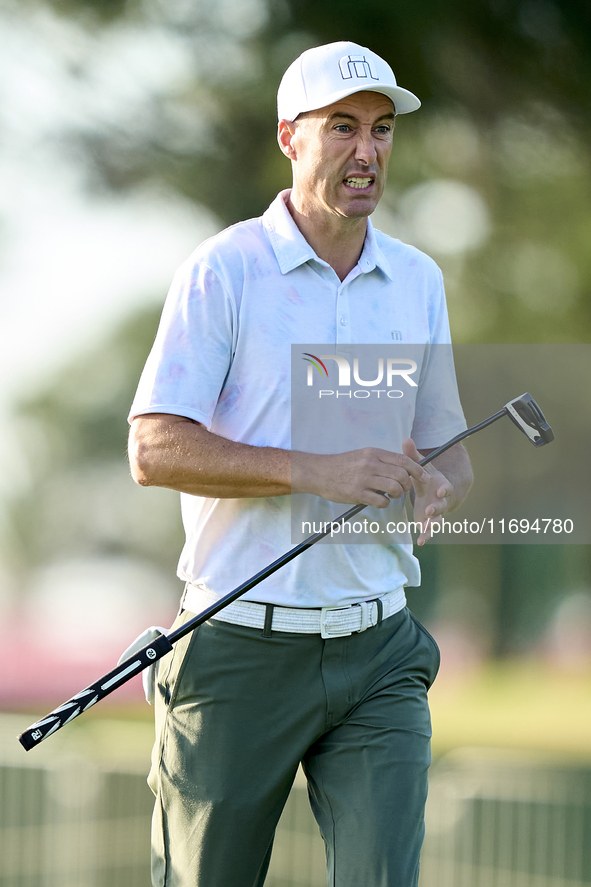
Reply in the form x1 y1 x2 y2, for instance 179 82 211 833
291 451 327 496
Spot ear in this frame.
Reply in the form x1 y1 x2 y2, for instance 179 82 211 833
277 119 297 160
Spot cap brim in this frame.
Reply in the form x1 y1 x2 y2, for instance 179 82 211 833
294 83 421 118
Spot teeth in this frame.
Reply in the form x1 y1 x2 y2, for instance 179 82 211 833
344 177 372 189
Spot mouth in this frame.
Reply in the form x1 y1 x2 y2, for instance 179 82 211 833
343 176 374 191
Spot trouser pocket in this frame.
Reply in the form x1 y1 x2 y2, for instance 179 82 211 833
408 610 441 687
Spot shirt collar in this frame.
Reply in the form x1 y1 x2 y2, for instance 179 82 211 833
263 189 394 281
358 216 394 281
262 190 318 274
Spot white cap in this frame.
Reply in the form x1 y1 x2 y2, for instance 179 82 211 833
277 41 421 121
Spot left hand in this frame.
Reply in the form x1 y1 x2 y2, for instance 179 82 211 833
402 438 453 546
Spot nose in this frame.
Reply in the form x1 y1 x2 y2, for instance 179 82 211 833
354 128 378 166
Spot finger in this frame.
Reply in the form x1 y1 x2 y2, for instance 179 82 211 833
406 459 432 483
373 473 412 498
378 451 430 484
355 487 397 509
418 515 442 546
401 437 423 464
417 517 433 546
425 497 448 517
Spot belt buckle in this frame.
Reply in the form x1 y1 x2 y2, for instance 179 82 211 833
320 605 354 639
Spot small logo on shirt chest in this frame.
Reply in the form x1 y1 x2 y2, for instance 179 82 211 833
391 330 403 341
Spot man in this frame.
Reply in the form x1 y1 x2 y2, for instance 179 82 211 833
128 41 472 887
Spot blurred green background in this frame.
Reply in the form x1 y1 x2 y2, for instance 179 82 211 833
1 0 590 884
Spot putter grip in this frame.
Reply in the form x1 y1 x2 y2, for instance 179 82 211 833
18 633 174 751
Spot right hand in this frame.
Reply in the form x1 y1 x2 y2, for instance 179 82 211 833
292 447 431 508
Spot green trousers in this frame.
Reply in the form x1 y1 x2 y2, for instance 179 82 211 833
148 605 440 887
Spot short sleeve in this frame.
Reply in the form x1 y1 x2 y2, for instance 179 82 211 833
410 267 467 448
129 257 236 428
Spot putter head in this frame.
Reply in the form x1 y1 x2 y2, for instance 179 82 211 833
504 393 554 447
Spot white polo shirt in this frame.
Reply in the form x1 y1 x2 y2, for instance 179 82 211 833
130 190 466 608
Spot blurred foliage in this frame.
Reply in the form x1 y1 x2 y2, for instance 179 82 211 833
7 308 184 576
53 0 129 21
47 0 591 201
29 0 591 343
18 309 159 467
409 543 591 658
283 0 591 127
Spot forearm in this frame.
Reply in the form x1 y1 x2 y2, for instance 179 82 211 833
129 414 292 498
129 413 430 505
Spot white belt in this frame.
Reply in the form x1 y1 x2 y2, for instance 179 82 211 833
182 584 406 639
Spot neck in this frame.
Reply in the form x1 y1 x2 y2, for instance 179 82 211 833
286 193 368 282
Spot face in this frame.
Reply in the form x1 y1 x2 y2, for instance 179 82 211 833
280 91 396 222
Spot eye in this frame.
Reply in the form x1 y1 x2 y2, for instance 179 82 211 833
334 123 352 133
374 124 392 135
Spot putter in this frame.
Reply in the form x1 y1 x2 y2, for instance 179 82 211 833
18 392 553 751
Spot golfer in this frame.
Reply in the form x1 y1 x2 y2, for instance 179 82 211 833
128 41 473 887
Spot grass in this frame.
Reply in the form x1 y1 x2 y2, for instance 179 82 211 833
2 704 155 770
429 658 591 761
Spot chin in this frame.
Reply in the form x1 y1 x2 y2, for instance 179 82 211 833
339 201 378 219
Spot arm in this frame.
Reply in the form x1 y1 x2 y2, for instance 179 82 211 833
402 438 473 546
129 413 292 498
128 413 431 507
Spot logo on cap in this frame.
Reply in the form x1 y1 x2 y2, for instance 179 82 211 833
339 55 379 82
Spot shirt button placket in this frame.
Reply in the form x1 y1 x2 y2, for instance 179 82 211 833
336 283 351 345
